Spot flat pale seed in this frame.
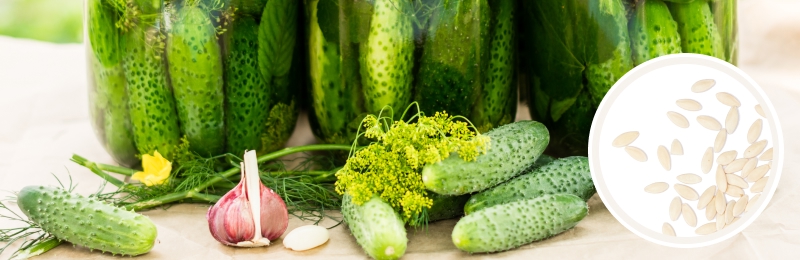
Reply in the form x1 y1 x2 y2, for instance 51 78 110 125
697 186 716 210
744 140 768 158
760 147 773 161
658 145 671 170
692 79 716 93
674 184 699 201
716 218 726 230
677 173 702 184
715 190 726 214
682 203 697 227
671 139 684 155
676 99 703 111
747 119 763 144
612 131 639 147
668 111 690 128
726 174 749 189
717 92 741 107
733 195 749 217
706 201 717 220
662 223 676 237
746 194 761 212
714 129 727 153
644 182 669 194
742 158 758 178
725 107 739 134
724 158 748 174
670 196 682 221
755 104 766 118
725 200 736 224
716 165 728 193
746 164 770 182
625 146 648 162
696 222 717 235
717 150 738 165
701 147 714 174
751 176 768 193
697 115 722 131
726 185 744 198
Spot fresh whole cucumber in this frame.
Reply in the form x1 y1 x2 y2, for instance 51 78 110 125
168 3 226 156
464 156 595 214
452 194 588 253
629 0 682 66
422 120 550 195
342 194 407 260
668 0 725 60
17 186 157 256
360 0 414 116
123 24 182 160
426 193 470 223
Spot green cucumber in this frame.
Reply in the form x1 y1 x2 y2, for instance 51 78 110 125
464 156 595 214
629 0 682 66
452 194 588 253
426 193 470 223
342 194 407 260
422 120 550 195
360 0 414 116
415 0 490 117
668 0 725 60
472 0 517 132
17 186 157 256
123 25 182 159
712 0 737 64
87 0 120 67
224 16 271 154
168 4 226 156
233 0 268 17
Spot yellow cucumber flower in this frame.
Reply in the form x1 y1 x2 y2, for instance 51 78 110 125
132 151 172 186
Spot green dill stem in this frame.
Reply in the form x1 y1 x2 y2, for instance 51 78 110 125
124 144 353 211
71 154 138 176
11 237 62 260
70 155 125 188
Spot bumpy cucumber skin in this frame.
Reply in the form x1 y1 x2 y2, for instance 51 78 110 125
452 194 587 253
427 193 470 222
629 0 682 66
342 194 407 260
168 5 226 156
361 0 414 116
668 0 725 60
473 0 516 133
123 25 182 160
422 121 550 195
464 156 595 214
17 186 157 256
225 16 271 154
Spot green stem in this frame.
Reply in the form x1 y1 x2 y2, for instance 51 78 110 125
70 155 125 188
10 237 62 260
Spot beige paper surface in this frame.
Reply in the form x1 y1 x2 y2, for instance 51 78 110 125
2 0 800 258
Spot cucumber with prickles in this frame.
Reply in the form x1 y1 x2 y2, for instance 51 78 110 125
224 16 271 154
426 193 470 223
464 156 595 214
629 0 682 66
168 3 226 156
87 0 120 67
668 0 725 60
360 0 414 116
422 120 550 195
415 0 491 118
712 0 737 64
452 194 588 253
472 0 517 132
342 194 407 260
17 186 158 256
92 62 139 167
123 25 182 160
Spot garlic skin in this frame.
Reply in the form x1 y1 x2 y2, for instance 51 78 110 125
207 150 288 247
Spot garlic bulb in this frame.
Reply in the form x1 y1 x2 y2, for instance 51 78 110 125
207 150 288 247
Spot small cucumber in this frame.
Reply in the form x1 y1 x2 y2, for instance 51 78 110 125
426 193 470 223
668 0 725 60
168 4 226 156
342 194 407 260
629 0 682 66
452 194 588 253
17 186 157 256
422 121 549 195
464 156 594 214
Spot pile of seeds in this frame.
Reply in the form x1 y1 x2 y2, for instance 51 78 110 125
617 79 774 237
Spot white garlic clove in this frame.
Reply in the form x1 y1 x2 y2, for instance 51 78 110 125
283 225 330 251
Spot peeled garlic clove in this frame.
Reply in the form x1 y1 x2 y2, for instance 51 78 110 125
283 225 330 251
207 150 289 247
